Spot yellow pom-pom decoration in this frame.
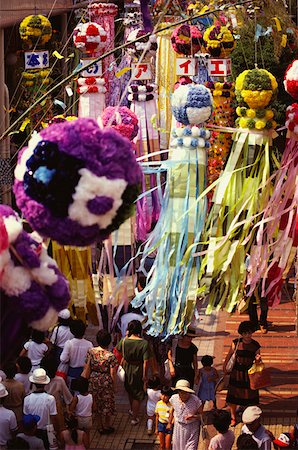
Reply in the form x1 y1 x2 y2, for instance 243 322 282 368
246 109 256 118
255 120 265 130
19 15 52 48
235 68 278 109
203 25 235 58
239 118 248 128
265 109 274 120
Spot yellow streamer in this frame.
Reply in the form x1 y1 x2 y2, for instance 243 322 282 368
272 17 282 32
52 50 64 59
115 67 131 78
281 34 287 47
19 118 30 132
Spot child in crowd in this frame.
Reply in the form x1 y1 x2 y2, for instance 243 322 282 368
17 414 45 450
61 416 89 450
70 377 93 443
155 387 173 450
208 409 235 450
236 434 259 449
273 433 291 449
20 330 49 369
15 356 32 395
3 362 25 425
147 377 161 435
198 355 219 408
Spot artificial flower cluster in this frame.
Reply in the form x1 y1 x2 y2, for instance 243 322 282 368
126 29 157 59
203 25 235 58
235 68 278 109
171 126 211 149
101 107 139 141
19 15 52 48
235 106 276 130
171 84 213 126
285 103 298 132
206 81 234 98
76 77 106 94
22 70 52 88
171 24 203 56
284 60 298 100
73 22 107 55
88 2 118 16
14 118 142 246
128 84 156 102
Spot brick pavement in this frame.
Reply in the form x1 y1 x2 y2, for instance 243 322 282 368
85 296 298 449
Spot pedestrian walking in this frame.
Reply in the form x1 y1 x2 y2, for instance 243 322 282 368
155 387 173 450
197 355 218 408
147 377 161 435
208 409 235 450
241 406 272 449
168 328 199 388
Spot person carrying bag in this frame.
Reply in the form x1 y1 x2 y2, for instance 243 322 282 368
248 360 271 390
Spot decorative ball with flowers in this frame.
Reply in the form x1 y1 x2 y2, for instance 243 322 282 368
235 106 277 130
171 24 203 56
285 103 298 133
22 69 52 90
203 25 235 58
171 84 213 126
284 60 298 100
235 68 278 109
126 29 157 59
19 15 52 48
73 22 107 55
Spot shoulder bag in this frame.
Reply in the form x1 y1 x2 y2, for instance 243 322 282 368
225 338 240 374
117 338 126 383
164 338 178 381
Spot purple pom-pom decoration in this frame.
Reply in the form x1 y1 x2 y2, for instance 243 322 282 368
14 118 142 246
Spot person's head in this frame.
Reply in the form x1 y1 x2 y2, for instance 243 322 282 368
181 327 197 344
212 409 231 434
23 414 40 435
58 309 72 326
73 376 89 395
238 320 254 337
273 433 290 449
4 362 17 379
16 356 32 374
137 274 146 291
236 433 259 449
127 319 142 337
147 376 161 390
70 319 86 339
201 355 214 368
175 379 195 402
161 386 173 403
0 382 8 404
7 437 29 449
31 329 45 344
40 355 58 379
96 329 112 348
29 368 50 389
65 416 79 444
242 406 262 432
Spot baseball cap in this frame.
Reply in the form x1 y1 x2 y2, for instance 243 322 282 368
23 414 40 429
242 406 262 424
273 433 290 447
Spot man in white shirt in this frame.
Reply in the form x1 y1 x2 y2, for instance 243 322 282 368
23 369 57 450
60 319 93 386
241 406 272 449
0 382 18 449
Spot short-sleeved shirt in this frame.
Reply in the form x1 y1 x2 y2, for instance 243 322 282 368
50 326 74 348
209 430 235 449
155 400 173 424
170 393 201 424
15 373 31 395
17 433 45 450
23 392 57 430
60 338 93 368
175 343 198 368
0 405 17 445
241 424 272 450
24 341 48 367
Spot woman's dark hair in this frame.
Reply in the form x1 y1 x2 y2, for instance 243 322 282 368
161 386 173 397
236 433 259 449
31 329 45 344
73 376 89 395
4 362 17 379
7 437 30 449
96 329 111 348
147 376 161 390
65 416 78 444
201 355 214 367
238 320 254 335
212 409 231 434
40 355 58 379
127 319 142 337
70 320 86 338
16 356 32 374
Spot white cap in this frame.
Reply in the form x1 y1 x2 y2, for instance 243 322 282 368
242 406 262 424
29 368 50 385
58 309 70 320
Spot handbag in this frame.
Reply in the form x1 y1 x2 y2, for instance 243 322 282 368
248 361 272 390
225 338 240 374
215 375 230 393
117 338 126 383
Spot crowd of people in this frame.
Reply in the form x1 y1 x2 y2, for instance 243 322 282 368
0 313 296 450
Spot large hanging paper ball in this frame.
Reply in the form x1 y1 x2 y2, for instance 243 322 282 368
171 24 203 56
203 25 235 58
101 107 139 141
14 118 142 246
73 22 107 54
284 60 298 100
19 15 52 48
235 69 278 109
126 29 157 59
171 84 213 125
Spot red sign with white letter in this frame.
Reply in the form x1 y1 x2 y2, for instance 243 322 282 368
207 58 231 77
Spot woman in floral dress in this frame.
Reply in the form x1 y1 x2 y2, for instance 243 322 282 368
85 330 118 434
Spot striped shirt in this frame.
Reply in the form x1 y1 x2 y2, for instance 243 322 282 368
155 400 173 424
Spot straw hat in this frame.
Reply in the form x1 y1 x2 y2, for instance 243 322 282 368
29 368 50 385
175 379 195 393
0 383 8 398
